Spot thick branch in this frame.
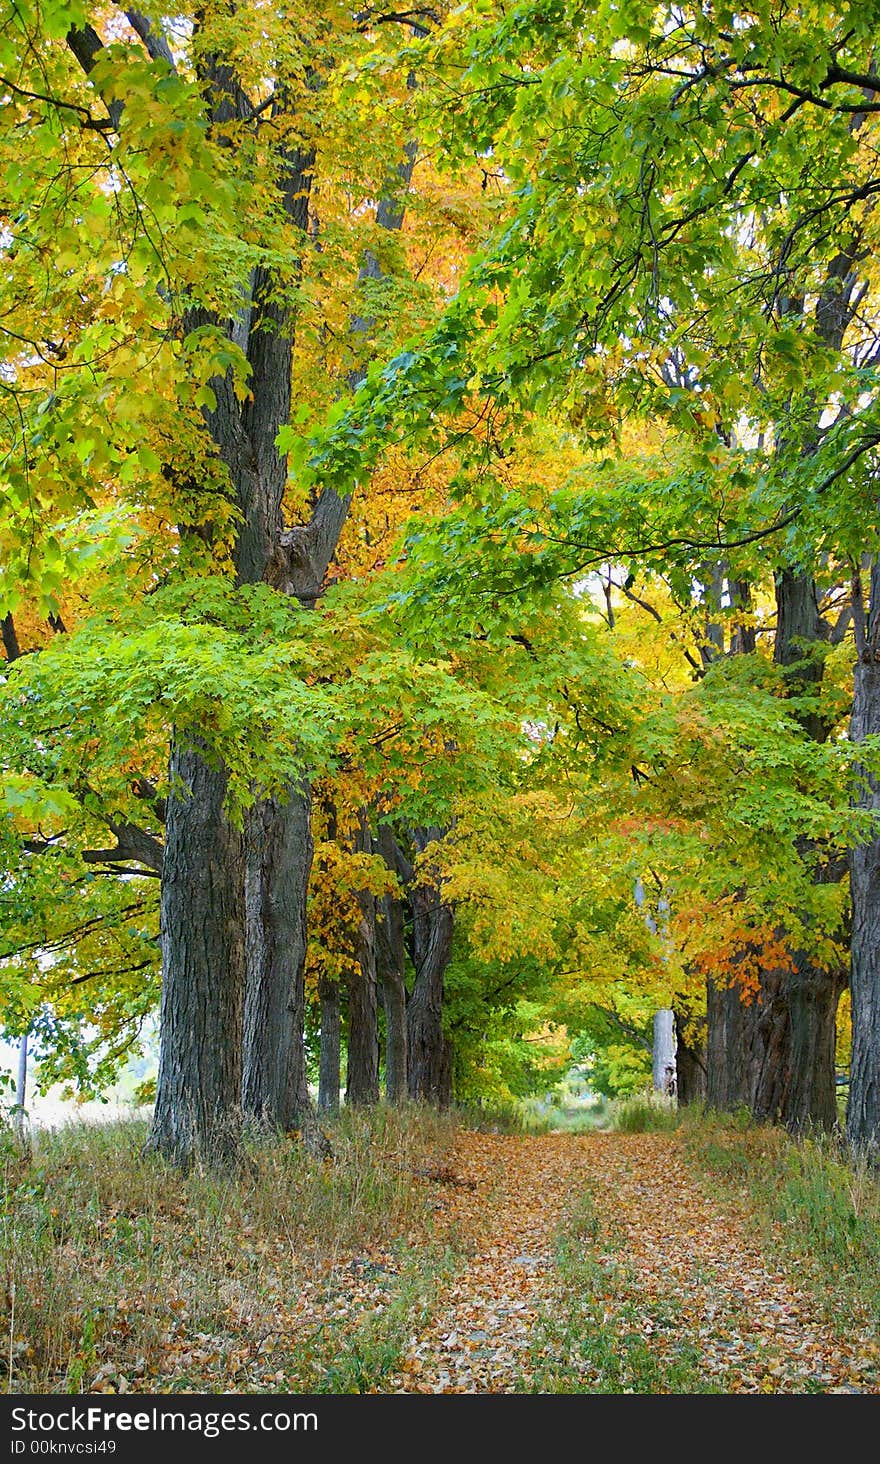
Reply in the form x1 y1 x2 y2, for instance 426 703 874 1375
66 25 124 130
124 10 176 69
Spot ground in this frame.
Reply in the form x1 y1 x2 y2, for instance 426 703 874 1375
7 1116 880 1394
385 1131 880 1393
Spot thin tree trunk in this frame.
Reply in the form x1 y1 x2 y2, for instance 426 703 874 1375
13 1029 28 1144
346 818 380 1106
148 739 246 1169
318 976 341 1113
406 830 454 1103
652 1009 676 1095
376 825 408 1103
847 561 880 1155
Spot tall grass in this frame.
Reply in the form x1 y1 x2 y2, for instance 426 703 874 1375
1 1106 456 1394
680 1111 880 1331
609 1091 681 1132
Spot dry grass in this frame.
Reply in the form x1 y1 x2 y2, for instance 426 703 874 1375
1 1106 457 1394
680 1109 880 1334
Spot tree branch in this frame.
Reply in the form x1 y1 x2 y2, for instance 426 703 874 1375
123 9 176 69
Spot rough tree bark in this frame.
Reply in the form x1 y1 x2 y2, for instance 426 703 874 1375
116 17 419 1160
318 977 341 1113
847 560 880 1155
149 741 247 1168
770 260 860 1130
241 790 313 1128
376 825 408 1104
787 951 847 1134
773 570 846 1131
704 257 857 1134
62 20 260 1170
243 112 419 1130
673 1004 707 1105
405 829 454 1104
706 967 791 1121
345 819 380 1105
705 574 846 1130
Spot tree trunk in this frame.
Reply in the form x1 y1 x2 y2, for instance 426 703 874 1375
342 814 380 1106
706 977 746 1111
773 568 846 1132
652 1008 676 1095
774 569 829 744
438 1036 453 1109
346 886 380 1105
847 562 880 1155
786 955 846 1132
241 787 313 1129
748 966 791 1122
406 832 454 1103
148 740 246 1169
674 1008 707 1105
376 825 408 1104
318 976 341 1113
141 38 414 1167
706 966 790 1122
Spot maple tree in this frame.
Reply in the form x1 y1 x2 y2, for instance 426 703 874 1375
3 0 880 1168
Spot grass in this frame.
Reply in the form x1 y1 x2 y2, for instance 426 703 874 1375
609 1090 682 1132
1 1105 458 1394
521 1190 720 1393
680 1107 880 1334
10 1095 879 1395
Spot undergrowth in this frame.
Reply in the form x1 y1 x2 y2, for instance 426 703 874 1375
609 1092 681 1133
1 1106 457 1394
680 1108 880 1334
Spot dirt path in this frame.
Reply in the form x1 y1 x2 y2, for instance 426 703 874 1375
388 1131 880 1394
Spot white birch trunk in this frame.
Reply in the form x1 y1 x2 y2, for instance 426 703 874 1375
653 1009 677 1096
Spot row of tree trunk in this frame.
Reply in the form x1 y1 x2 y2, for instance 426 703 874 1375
674 562 877 1138
317 825 455 1111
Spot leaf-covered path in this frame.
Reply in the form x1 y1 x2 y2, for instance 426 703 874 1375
389 1132 880 1394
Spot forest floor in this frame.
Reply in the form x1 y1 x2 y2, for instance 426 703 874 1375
385 1130 880 1394
5 1112 880 1393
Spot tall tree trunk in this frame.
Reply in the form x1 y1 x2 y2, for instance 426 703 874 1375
406 831 454 1103
847 561 880 1155
437 1037 453 1109
76 21 415 1167
773 569 844 1131
706 257 856 1134
241 788 313 1128
242 126 418 1133
318 976 341 1113
774 569 828 743
345 819 380 1105
674 1006 707 1105
706 965 790 1121
786 955 846 1133
652 1008 676 1095
376 825 408 1104
707 977 747 1111
748 965 791 1122
148 740 246 1168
